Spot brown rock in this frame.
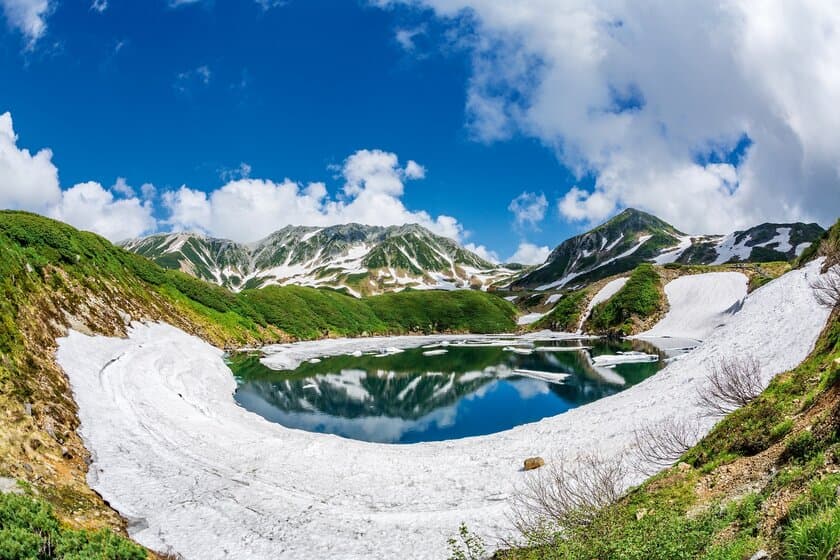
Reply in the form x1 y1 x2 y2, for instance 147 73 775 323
524 457 545 471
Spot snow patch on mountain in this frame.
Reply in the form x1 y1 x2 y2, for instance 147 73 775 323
636 272 748 341
712 226 795 265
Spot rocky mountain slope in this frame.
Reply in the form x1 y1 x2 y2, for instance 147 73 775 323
511 208 823 291
122 223 513 296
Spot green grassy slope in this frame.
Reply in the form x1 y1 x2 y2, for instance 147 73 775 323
586 263 664 335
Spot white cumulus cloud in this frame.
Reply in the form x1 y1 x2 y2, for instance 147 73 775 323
50 182 156 242
509 242 550 265
381 0 840 232
0 0 51 47
0 112 156 241
463 242 499 264
508 191 547 229
0 112 61 211
163 149 463 242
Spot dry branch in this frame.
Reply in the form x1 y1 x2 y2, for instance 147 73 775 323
696 354 763 416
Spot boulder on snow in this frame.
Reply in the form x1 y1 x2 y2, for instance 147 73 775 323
523 457 545 471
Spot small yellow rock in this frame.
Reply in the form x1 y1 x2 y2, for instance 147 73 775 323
523 457 545 471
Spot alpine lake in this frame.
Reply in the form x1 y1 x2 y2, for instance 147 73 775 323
227 336 685 444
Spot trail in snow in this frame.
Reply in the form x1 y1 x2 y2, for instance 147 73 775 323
636 272 748 341
57 261 830 560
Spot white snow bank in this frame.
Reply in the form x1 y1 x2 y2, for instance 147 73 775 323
57 261 830 560
517 312 547 325
578 277 628 332
653 235 693 264
636 271 748 341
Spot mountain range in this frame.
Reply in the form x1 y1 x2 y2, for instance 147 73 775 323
122 223 513 296
511 209 824 290
123 209 825 295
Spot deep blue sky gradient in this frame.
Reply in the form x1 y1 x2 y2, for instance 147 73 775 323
1 0 586 256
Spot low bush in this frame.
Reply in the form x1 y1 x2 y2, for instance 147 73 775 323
783 506 840 560
0 492 145 560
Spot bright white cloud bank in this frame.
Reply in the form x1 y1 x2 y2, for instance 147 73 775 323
509 242 550 265
0 113 464 244
163 149 461 242
381 0 840 233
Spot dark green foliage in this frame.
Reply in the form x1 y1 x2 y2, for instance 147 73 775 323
782 476 840 560
504 481 765 560
0 492 145 560
781 431 822 464
366 289 517 334
749 247 788 262
798 219 840 267
676 241 720 265
587 264 663 335
240 286 386 339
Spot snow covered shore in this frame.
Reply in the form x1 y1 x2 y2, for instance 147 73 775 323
57 261 830 559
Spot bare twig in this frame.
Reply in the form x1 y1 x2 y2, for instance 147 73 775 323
696 355 763 416
508 453 628 547
632 415 702 473
811 264 840 309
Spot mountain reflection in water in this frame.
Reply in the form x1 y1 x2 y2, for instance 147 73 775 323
230 338 667 443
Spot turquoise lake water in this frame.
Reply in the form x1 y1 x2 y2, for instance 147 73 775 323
229 338 666 444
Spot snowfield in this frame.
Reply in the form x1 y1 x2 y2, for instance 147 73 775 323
636 271 748 341
57 261 830 560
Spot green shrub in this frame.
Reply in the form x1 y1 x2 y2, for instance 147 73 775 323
532 289 587 332
782 431 822 464
447 523 486 560
55 529 147 560
771 419 795 440
783 507 840 560
0 527 41 560
0 492 145 560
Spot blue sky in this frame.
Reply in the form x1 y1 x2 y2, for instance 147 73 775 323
1 0 837 263
0 0 579 262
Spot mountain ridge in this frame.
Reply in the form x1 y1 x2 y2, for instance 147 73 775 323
511 208 824 291
122 209 825 296
122 222 512 296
